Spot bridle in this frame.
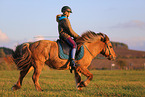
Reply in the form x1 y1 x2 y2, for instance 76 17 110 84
102 41 112 56
102 41 115 60
83 41 113 59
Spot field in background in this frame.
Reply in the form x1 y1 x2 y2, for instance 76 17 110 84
0 70 145 97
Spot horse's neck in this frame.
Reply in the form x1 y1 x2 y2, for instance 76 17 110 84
85 41 105 58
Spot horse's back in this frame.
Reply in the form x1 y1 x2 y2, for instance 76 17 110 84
30 40 55 49
30 40 57 62
29 40 70 69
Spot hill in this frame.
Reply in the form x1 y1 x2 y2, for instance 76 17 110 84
0 47 16 70
112 42 145 58
0 47 13 57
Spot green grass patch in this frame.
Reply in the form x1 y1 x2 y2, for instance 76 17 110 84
0 70 145 97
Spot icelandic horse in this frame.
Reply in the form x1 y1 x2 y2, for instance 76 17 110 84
12 31 116 91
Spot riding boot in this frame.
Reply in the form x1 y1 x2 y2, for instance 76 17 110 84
69 59 76 73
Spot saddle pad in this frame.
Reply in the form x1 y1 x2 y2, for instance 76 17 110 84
57 41 84 60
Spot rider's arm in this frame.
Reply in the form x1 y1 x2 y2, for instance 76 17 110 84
62 18 79 39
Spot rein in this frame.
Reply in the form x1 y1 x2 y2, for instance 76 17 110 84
83 41 112 59
83 44 96 58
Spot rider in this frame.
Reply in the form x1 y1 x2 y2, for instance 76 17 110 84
56 6 79 71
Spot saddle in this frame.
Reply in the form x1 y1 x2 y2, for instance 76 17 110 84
57 39 84 60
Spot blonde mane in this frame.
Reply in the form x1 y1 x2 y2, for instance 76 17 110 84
76 31 105 45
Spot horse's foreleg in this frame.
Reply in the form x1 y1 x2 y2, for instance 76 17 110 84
12 66 32 90
32 61 43 91
75 66 93 90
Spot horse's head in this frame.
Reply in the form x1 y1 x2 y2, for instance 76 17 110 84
76 31 116 60
101 34 116 60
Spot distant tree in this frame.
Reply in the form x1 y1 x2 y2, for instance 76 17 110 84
116 59 127 70
0 47 13 55
0 49 5 57
0 47 13 58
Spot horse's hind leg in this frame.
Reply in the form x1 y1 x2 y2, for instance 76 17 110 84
32 61 43 91
75 66 93 90
12 66 32 90
74 69 82 90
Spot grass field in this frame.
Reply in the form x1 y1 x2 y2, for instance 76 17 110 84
0 70 145 97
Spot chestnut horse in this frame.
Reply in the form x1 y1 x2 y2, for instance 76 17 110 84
12 31 116 91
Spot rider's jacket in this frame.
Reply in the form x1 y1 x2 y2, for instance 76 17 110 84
56 14 79 40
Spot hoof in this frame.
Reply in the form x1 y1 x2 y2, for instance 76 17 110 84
36 89 44 92
78 81 87 87
77 87 83 91
36 87 43 91
11 85 21 91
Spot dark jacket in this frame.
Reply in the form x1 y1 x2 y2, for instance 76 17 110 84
56 14 79 40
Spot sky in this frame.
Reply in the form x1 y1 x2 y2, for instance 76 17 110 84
0 0 145 51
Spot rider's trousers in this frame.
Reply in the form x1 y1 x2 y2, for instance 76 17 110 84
66 37 77 59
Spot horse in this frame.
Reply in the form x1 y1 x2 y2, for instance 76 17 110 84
12 31 116 91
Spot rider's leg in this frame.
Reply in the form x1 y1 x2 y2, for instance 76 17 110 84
71 48 76 66
66 37 77 66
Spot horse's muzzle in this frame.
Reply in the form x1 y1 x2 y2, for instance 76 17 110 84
108 56 116 61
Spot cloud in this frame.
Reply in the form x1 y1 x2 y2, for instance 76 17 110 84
34 35 45 41
112 20 145 29
0 30 9 43
112 37 145 51
33 35 58 41
125 38 145 48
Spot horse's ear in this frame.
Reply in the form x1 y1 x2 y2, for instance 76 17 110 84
99 33 106 42
104 34 109 43
99 33 109 43
101 37 104 42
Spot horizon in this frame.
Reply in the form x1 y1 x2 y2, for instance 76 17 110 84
0 0 145 51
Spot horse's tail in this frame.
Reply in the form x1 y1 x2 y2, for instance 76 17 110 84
12 43 32 70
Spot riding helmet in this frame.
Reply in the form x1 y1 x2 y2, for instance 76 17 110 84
61 6 72 13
